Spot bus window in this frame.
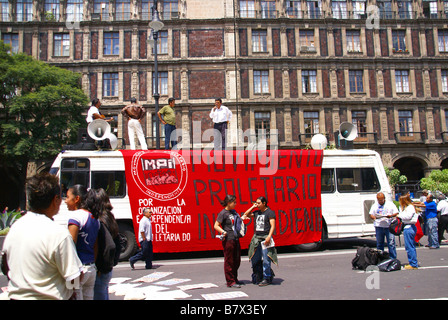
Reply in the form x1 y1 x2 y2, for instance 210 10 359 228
336 168 380 193
60 158 90 196
91 171 126 198
321 168 335 193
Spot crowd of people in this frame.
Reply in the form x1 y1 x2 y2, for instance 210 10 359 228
1 173 121 300
369 190 448 270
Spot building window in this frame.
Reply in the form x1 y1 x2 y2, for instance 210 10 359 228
54 34 70 57
299 30 315 47
252 30 267 52
0 0 9 22
44 0 60 21
103 73 119 97
286 0 302 18
395 70 410 93
302 70 317 93
153 71 168 95
254 70 269 94
349 70 364 93
423 1 438 18
141 0 154 20
260 1 276 18
104 32 119 55
346 30 361 52
398 110 413 136
438 30 448 52
115 0 131 21
240 0 255 18
445 110 448 129
398 0 413 19
254 111 271 137
16 0 32 22
352 111 367 137
158 31 168 54
332 0 347 19
163 0 179 19
392 30 407 52
378 0 392 19
2 33 19 54
352 0 366 19
67 0 83 22
304 111 319 136
442 70 448 92
93 0 109 21
306 0 321 19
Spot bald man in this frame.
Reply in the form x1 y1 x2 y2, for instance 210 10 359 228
369 192 399 259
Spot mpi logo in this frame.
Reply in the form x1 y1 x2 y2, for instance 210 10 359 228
141 158 179 187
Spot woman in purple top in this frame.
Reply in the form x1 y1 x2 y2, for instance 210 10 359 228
65 185 100 300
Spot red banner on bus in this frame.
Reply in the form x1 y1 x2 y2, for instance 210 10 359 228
119 149 323 253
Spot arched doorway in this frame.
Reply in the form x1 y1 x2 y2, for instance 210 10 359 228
393 157 425 183
441 158 448 170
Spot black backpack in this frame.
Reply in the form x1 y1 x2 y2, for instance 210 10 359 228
96 222 121 274
377 258 401 272
351 246 389 270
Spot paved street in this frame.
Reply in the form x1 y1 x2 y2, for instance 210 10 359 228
2 236 448 307
105 236 448 301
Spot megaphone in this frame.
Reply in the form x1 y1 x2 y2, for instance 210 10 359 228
336 122 358 149
87 119 118 150
338 122 358 141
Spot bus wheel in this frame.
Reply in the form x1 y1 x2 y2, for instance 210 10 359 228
294 241 322 252
118 222 138 261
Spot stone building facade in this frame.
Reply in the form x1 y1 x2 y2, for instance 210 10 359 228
1 0 448 182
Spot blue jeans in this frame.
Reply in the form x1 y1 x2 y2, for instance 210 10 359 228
403 225 418 268
426 217 439 248
375 227 397 259
164 124 177 150
94 271 113 300
251 243 272 280
130 240 153 269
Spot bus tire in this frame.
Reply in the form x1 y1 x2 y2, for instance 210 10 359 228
293 220 327 252
117 221 138 261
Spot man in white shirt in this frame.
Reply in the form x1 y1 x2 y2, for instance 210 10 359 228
209 98 232 150
2 173 83 300
437 195 448 244
129 208 153 269
369 192 399 259
86 98 113 124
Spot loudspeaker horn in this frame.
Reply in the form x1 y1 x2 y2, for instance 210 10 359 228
338 122 358 141
87 119 111 141
311 134 328 150
87 119 118 150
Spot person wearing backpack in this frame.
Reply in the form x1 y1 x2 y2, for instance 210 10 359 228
214 195 243 288
86 189 121 300
242 196 278 286
398 195 419 270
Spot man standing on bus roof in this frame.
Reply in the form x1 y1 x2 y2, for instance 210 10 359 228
121 97 148 150
369 192 399 259
209 98 232 150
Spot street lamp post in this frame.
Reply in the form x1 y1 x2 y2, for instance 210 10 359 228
149 0 164 150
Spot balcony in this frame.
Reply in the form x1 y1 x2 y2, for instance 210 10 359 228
394 131 426 143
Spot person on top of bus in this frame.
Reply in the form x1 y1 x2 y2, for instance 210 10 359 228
214 195 242 288
243 196 278 286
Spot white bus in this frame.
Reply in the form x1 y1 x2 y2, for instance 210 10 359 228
49 148 390 258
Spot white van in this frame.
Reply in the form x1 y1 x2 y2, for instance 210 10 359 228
50 148 390 258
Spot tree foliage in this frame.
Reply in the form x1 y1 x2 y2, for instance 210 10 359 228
420 169 448 194
0 41 88 161
384 167 408 189
0 40 89 207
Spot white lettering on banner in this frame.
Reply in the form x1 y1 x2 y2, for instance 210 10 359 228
136 201 193 243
